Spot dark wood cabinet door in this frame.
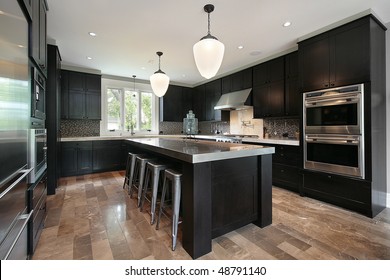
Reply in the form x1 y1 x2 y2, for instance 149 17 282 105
60 70 69 119
253 63 268 86
331 19 370 87
268 57 285 83
252 85 269 118
299 34 330 91
93 141 122 172
85 74 101 92
221 76 232 94
30 0 47 74
204 79 222 121
192 85 205 121
68 90 85 119
268 81 285 117
68 71 85 91
60 143 78 177
285 51 299 80
77 143 93 175
160 85 182 122
85 92 101 120
285 78 300 116
182 87 194 117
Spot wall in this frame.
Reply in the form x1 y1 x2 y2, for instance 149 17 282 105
386 22 390 206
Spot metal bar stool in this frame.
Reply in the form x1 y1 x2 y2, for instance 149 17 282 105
129 155 154 207
156 169 182 251
123 152 144 193
139 161 169 225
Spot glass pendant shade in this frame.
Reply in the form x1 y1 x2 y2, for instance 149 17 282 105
150 51 169 97
150 71 170 97
193 37 225 79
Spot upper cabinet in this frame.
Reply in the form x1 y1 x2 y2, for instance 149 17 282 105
159 85 193 122
284 51 300 117
222 68 252 94
252 57 285 118
61 70 102 120
30 0 47 76
299 16 371 92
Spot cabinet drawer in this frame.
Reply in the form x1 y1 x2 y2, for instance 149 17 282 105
29 191 46 254
303 170 371 215
273 145 299 166
273 164 300 192
28 172 47 211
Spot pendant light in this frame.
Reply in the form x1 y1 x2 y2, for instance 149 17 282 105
193 4 225 79
150 51 169 97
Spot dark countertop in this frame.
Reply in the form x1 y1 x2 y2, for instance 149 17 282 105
126 137 275 163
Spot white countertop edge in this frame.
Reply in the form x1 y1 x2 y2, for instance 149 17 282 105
192 147 275 163
243 138 300 146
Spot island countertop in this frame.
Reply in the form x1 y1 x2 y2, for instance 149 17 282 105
126 137 275 163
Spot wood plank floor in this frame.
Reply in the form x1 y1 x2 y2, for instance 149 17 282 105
32 171 390 260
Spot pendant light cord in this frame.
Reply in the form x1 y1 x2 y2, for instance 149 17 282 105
207 12 211 35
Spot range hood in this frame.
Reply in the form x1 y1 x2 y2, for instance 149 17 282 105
214 88 252 111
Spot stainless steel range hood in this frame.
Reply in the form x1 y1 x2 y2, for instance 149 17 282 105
214 88 252 111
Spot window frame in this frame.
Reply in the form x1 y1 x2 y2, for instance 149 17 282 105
101 78 159 136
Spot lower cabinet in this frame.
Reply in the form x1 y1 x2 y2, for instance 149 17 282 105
302 169 371 216
60 140 125 177
27 170 47 256
60 141 93 177
92 141 122 172
244 142 301 192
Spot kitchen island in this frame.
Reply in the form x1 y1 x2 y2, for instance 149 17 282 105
126 137 275 259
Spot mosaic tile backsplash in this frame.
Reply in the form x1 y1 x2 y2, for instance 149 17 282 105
263 118 300 138
60 120 100 137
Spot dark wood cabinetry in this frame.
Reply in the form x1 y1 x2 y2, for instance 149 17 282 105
221 68 252 94
159 85 193 122
30 0 47 75
46 45 61 195
247 142 301 192
253 57 285 118
61 70 101 120
27 171 47 256
300 15 387 218
299 17 371 92
60 141 93 177
60 140 126 177
285 51 300 116
92 141 122 172
193 80 229 122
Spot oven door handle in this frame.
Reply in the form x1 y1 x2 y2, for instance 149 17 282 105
0 168 33 199
305 97 359 107
306 137 359 145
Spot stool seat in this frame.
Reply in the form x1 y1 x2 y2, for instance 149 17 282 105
140 161 169 225
156 169 182 251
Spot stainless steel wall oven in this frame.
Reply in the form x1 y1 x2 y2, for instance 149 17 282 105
28 129 47 183
303 84 365 178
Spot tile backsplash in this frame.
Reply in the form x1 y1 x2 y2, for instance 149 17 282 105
159 121 230 135
263 118 300 138
60 119 100 137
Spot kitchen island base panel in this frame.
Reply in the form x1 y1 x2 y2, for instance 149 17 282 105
126 138 274 259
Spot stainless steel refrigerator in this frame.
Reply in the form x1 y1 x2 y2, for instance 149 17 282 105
0 0 33 260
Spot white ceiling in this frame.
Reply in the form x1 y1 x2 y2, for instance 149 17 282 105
46 0 390 87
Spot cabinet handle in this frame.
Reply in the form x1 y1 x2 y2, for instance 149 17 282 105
324 84 329 87
39 64 46 70
330 83 335 86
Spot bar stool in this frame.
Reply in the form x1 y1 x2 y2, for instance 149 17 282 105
129 155 154 207
139 161 169 225
156 169 182 251
123 152 144 193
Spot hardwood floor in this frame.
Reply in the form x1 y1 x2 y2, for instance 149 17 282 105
32 171 390 260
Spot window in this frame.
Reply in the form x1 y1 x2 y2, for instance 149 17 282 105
101 78 158 135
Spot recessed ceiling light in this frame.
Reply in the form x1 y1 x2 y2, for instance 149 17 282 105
86 56 92 60
88 32 97 37
283 21 292 27
0 10 4 15
17 45 24 48
238 45 244 50
141 67 146 70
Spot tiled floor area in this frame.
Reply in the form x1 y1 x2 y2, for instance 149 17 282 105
32 171 390 260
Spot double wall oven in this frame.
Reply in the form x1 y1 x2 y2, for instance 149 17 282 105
303 84 365 179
